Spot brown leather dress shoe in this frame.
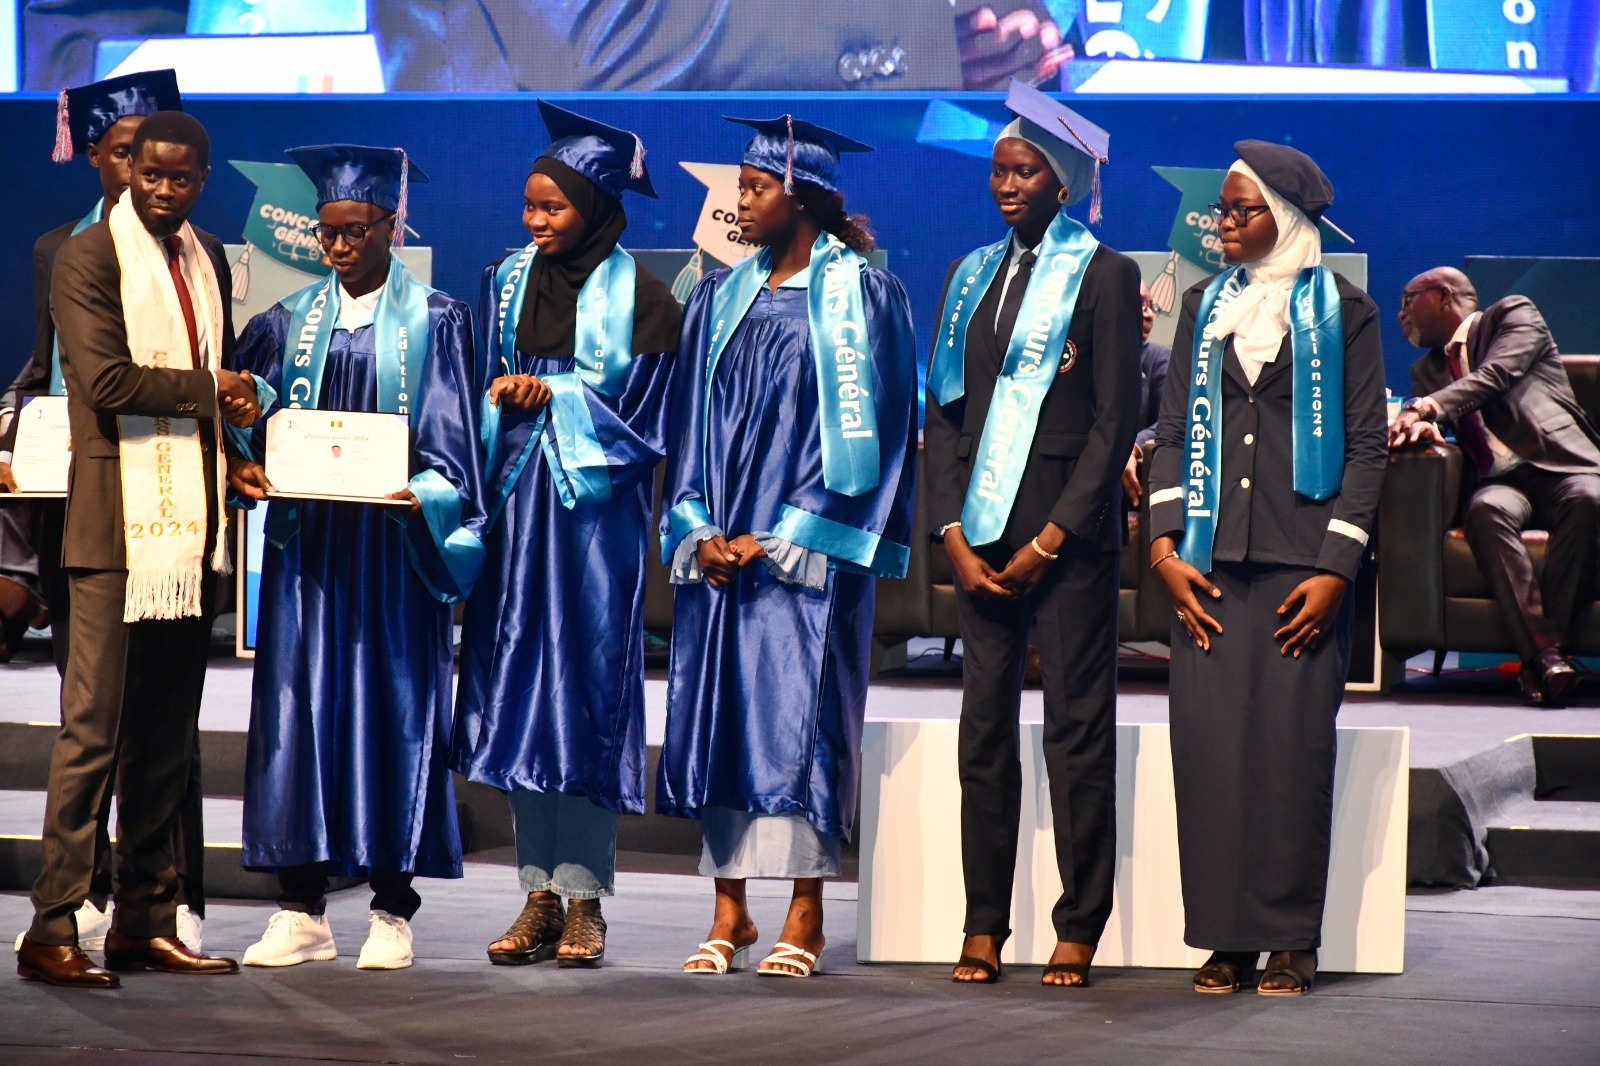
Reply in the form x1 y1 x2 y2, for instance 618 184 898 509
103 931 239 975
16 935 121 988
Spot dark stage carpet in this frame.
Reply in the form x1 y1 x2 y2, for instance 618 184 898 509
4 862 1600 1065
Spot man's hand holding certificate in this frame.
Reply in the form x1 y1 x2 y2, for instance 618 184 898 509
259 410 413 508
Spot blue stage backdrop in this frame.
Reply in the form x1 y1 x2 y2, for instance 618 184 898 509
3 93 1599 393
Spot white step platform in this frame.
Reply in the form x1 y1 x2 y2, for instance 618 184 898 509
858 721 1409 973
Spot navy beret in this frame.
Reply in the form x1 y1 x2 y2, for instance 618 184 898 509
1233 140 1333 221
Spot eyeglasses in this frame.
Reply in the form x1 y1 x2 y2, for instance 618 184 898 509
315 216 393 246
1208 202 1271 226
1399 285 1446 311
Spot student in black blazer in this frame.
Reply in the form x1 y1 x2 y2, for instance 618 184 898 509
1391 269 1600 704
924 81 1141 988
1147 142 1387 997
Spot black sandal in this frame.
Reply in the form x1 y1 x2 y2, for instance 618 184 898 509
557 899 606 969
1193 951 1258 994
1257 950 1316 996
487 892 565 965
951 932 1009 984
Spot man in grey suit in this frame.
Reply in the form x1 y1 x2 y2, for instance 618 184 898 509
17 111 258 988
1391 266 1600 705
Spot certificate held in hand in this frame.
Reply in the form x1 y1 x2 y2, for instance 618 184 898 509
5 395 72 498
264 409 411 506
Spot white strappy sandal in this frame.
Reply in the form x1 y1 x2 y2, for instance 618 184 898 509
756 941 822 977
683 939 749 975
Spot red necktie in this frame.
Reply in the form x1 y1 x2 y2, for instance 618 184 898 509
1444 341 1494 475
162 235 201 369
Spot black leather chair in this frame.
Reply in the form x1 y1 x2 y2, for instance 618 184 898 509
1377 355 1600 669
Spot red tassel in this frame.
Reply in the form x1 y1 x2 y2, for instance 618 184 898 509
52 89 72 163
630 134 645 181
783 114 795 195
392 148 409 249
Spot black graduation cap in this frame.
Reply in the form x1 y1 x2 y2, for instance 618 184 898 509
536 101 657 200
723 115 873 194
54 68 182 163
285 144 431 247
1232 140 1334 222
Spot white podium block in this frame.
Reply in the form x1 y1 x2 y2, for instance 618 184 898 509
858 721 1408 973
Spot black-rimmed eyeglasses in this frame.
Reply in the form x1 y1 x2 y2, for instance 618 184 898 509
315 216 393 246
1208 202 1271 226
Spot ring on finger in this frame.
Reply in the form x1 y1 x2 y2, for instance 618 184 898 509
1175 610 1187 622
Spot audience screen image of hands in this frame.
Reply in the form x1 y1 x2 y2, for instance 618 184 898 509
14 1 1600 94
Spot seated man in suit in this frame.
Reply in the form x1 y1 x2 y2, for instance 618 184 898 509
1390 266 1600 705
1120 278 1171 509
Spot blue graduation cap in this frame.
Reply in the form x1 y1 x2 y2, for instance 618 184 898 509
54 68 182 163
1000 79 1109 224
723 115 874 195
536 101 657 200
285 144 429 247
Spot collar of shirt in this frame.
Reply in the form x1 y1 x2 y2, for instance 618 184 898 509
338 283 381 331
1448 311 1482 366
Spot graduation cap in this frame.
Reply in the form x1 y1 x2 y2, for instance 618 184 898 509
53 68 182 164
285 144 430 248
999 78 1110 225
723 115 873 195
1232 141 1334 223
536 100 657 200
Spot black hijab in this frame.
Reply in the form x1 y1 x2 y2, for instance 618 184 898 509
515 156 681 358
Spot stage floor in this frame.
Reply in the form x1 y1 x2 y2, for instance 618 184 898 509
4 863 1600 1065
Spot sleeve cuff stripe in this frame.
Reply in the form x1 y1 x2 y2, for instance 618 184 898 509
1329 518 1369 546
1148 487 1183 506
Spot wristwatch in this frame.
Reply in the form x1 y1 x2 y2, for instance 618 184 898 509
1401 396 1438 421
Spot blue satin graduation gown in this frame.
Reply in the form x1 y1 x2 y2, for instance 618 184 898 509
656 265 918 840
237 294 483 879
450 263 676 814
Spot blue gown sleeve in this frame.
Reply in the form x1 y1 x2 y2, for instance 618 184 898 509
658 270 723 565
226 303 291 504
768 268 919 579
537 349 676 508
403 296 488 604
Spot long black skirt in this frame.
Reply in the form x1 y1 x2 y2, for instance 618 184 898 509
1168 561 1353 952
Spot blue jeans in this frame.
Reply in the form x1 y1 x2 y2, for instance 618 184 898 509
509 790 616 899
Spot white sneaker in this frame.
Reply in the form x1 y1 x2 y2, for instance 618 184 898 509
14 899 113 953
176 904 203 953
242 910 338 967
356 911 414 970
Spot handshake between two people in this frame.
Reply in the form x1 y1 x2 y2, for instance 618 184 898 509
216 368 263 429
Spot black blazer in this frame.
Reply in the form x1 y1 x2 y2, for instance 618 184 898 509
1135 339 1172 446
0 220 76 453
924 241 1143 554
1148 271 1388 582
1409 295 1600 476
51 220 236 571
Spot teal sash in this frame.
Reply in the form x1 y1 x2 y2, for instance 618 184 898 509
269 255 436 548
48 199 104 395
704 231 879 497
940 212 1099 546
478 242 639 523
1179 264 1345 572
926 237 1008 407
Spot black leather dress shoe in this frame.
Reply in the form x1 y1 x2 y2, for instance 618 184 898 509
103 931 239 975
1535 648 1581 706
16 935 121 988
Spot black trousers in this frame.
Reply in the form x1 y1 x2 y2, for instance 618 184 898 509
1462 465 1600 661
955 541 1119 945
29 569 213 944
278 863 421 922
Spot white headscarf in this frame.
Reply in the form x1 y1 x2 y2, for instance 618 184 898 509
1205 159 1322 384
996 117 1095 208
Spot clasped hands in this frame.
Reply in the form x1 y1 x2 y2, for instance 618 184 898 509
488 374 552 413
944 523 1065 602
215 368 262 428
695 533 768 588
1149 534 1347 658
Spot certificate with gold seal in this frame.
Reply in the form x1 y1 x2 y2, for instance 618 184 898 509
264 409 411 506
5 395 71 498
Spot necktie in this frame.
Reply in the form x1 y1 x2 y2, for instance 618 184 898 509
1444 341 1494 475
162 235 201 369
994 250 1036 349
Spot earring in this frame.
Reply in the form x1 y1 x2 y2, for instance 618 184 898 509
1057 187 1071 204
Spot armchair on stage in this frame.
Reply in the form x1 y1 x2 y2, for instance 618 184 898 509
1377 355 1600 673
